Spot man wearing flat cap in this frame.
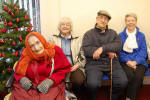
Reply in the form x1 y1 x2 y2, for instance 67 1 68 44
82 10 128 100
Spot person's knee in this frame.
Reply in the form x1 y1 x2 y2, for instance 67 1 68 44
87 80 101 89
71 69 85 85
119 78 128 88
114 77 128 88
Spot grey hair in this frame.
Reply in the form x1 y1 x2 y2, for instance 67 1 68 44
58 17 73 32
125 13 137 21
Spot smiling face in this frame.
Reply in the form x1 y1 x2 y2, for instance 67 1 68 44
125 15 137 32
96 15 109 30
28 35 44 54
58 17 72 37
60 22 71 35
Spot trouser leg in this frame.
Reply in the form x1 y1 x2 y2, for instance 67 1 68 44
70 69 85 99
121 63 146 100
112 66 128 100
86 69 103 100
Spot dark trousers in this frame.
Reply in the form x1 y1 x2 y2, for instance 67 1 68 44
86 66 128 100
121 63 146 100
66 69 85 99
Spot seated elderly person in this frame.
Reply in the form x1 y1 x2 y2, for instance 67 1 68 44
9 32 71 100
119 13 148 100
48 17 86 99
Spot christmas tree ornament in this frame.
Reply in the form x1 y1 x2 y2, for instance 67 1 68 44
27 28 31 32
16 18 19 22
16 27 19 31
2 53 5 57
8 9 12 13
8 67 12 72
4 21 8 26
19 35 23 41
11 13 15 17
3 6 8 11
12 41 16 46
15 51 18 56
25 15 28 20
0 53 2 58
8 22 13 27
1 28 7 32
0 40 5 44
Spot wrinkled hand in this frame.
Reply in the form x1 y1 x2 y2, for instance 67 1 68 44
37 79 54 94
71 64 79 72
93 47 103 60
106 52 117 59
126 61 137 69
20 77 33 91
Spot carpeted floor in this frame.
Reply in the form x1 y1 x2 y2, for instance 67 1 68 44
96 85 150 100
1 85 150 100
79 85 150 100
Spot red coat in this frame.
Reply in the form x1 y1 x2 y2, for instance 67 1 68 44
14 46 71 86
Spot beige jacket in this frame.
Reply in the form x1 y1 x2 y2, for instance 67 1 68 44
48 33 86 74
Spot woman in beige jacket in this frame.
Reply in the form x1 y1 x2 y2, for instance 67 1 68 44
48 17 86 98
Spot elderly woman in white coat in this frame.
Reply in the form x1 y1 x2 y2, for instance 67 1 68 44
48 17 86 98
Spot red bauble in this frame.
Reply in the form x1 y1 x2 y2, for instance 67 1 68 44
11 13 15 17
4 21 8 26
0 40 5 44
8 67 12 72
19 36 23 41
26 28 31 32
8 22 13 27
0 53 1 58
1 28 7 32
15 51 18 56
16 27 19 31
2 53 5 57
3 6 8 11
16 18 19 22
12 41 16 46
7 9 12 13
25 15 28 20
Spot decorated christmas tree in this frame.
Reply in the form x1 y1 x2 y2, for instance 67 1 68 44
0 0 32 90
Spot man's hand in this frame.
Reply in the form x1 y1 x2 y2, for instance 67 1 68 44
106 52 117 59
93 47 103 60
71 64 79 72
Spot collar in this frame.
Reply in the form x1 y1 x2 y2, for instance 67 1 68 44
60 34 72 39
94 24 108 33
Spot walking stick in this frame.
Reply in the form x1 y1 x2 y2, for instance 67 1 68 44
110 58 113 100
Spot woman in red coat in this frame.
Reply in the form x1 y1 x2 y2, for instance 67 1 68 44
10 32 71 100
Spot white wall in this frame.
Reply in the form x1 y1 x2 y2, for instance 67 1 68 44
40 0 150 42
